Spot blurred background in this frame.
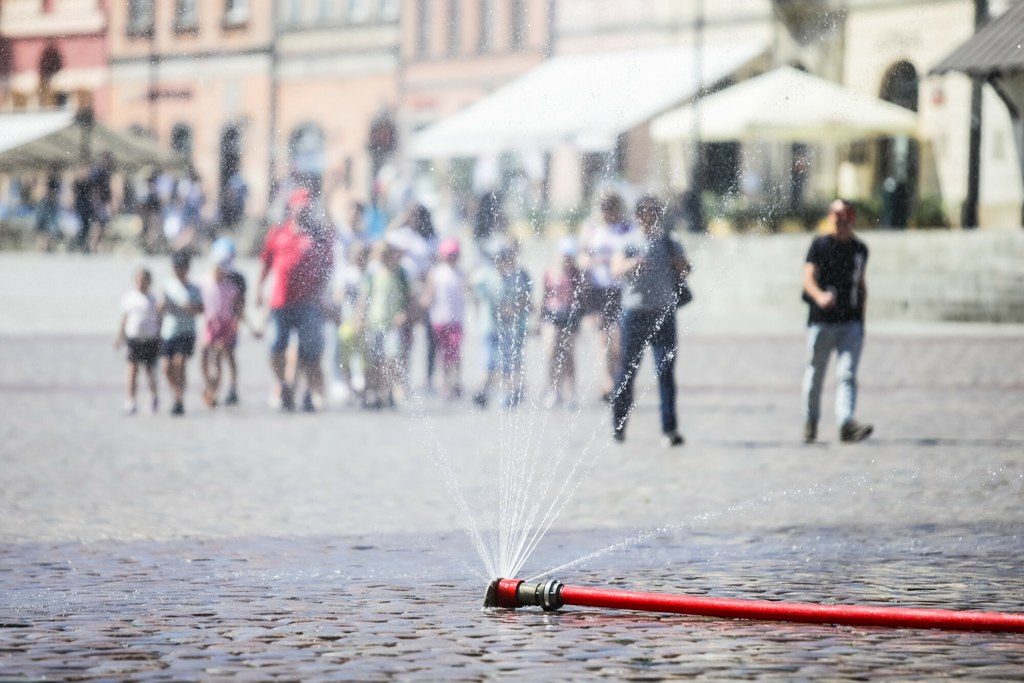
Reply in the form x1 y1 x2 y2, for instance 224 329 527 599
0 0 1022 255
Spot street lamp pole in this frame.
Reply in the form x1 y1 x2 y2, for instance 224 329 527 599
268 0 280 199
148 9 158 139
962 0 989 228
689 0 706 232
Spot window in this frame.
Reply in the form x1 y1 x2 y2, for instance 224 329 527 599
379 0 400 21
477 0 492 53
218 124 244 222
171 124 194 162
415 0 430 57
348 0 370 23
285 0 302 25
224 0 250 27
127 0 155 36
509 0 525 51
289 124 326 194
447 0 461 55
319 0 336 22
175 0 199 31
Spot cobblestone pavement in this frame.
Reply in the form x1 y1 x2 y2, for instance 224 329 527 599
1 254 1023 680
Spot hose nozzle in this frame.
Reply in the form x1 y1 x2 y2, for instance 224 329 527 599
484 578 564 611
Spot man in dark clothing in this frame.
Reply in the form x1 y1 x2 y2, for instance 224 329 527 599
610 194 690 447
801 198 873 444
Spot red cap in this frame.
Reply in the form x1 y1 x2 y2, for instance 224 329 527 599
288 187 311 211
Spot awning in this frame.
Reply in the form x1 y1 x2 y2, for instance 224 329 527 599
930 0 1024 224
0 110 178 173
409 42 767 158
650 67 918 143
930 1 1024 78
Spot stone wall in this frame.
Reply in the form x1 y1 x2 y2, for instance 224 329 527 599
677 229 1024 327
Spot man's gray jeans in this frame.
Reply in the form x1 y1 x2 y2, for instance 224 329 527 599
802 321 864 427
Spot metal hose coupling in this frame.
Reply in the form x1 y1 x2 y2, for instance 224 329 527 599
484 578 564 611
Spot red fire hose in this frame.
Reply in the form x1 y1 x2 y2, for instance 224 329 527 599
485 578 1024 633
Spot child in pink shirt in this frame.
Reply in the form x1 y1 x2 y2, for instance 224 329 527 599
201 238 254 407
541 237 586 409
422 238 467 400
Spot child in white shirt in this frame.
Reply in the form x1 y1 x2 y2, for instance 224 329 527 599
115 268 161 414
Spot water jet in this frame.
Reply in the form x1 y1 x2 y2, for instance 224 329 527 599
484 578 1024 632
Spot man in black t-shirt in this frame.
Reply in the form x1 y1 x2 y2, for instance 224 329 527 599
801 199 873 444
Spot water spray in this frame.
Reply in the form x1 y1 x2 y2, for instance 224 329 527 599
484 578 1024 632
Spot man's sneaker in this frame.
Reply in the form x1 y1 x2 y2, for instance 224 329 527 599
840 420 873 443
803 421 817 443
302 391 316 413
612 429 625 443
123 399 137 416
472 391 488 408
662 431 685 447
280 384 295 412
171 400 184 416
224 389 239 406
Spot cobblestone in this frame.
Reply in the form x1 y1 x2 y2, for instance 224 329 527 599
0 253 1022 680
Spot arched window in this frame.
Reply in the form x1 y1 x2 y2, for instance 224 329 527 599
880 61 919 112
510 0 525 52
877 61 920 228
477 0 492 53
218 124 244 224
38 43 63 107
171 123 193 163
448 0 461 55
289 123 326 194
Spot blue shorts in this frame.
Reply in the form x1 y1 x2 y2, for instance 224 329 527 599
161 333 196 358
270 304 325 362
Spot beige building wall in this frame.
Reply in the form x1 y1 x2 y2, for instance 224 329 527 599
845 0 1023 228
847 0 1024 229
275 70 398 213
274 4 400 219
400 0 551 128
106 0 274 212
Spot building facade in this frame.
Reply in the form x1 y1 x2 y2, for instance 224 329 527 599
401 0 1022 229
0 0 109 116
5 1 1019 230
106 0 275 219
274 0 400 219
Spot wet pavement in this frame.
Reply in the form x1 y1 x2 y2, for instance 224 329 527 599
1 253 1023 680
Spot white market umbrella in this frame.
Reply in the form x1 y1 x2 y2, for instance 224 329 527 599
410 41 767 158
650 66 918 143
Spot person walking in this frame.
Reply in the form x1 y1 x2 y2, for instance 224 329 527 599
579 192 643 403
115 268 161 414
472 239 533 409
610 194 689 447
801 198 873 444
256 188 334 412
159 251 204 416
541 236 586 409
200 238 255 408
358 238 411 409
388 204 439 394
422 237 467 401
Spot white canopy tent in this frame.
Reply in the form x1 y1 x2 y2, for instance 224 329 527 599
650 66 918 143
409 42 767 159
0 110 177 173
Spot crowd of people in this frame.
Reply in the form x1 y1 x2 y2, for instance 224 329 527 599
116 189 874 446
23 153 244 256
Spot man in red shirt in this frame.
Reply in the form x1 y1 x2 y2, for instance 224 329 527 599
256 188 334 411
